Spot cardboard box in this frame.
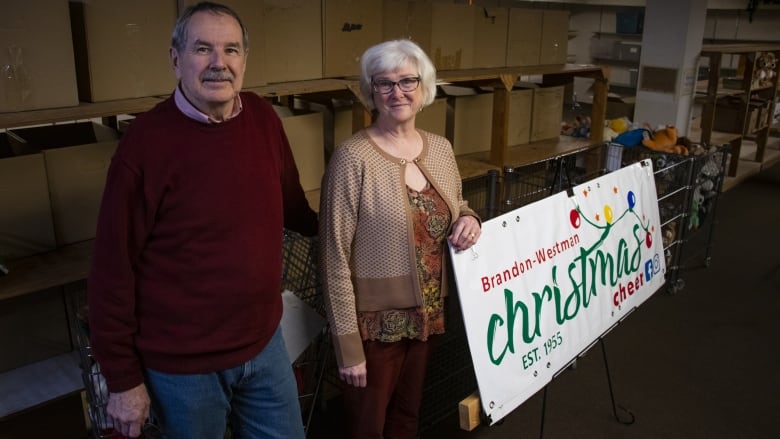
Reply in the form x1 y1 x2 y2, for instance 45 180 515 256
508 88 533 145
323 0 383 78
383 0 433 51
180 0 269 88
606 95 636 120
275 108 325 192
383 1 475 71
539 10 569 65
10 122 119 246
70 0 178 102
506 8 542 67
333 97 446 146
473 7 508 69
0 147 57 260
444 86 493 155
712 96 764 134
610 66 639 87
430 3 475 70
0 287 72 373
530 85 564 142
0 0 79 113
615 42 642 62
417 97 447 138
333 106 354 149
262 0 322 83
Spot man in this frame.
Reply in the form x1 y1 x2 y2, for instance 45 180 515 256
87 2 317 438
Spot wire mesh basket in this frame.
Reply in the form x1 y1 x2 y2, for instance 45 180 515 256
461 169 500 220
72 307 161 438
280 229 330 435
501 159 558 213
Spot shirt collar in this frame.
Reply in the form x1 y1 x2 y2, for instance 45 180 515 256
174 84 243 124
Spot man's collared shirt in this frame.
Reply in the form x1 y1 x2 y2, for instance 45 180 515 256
173 84 243 124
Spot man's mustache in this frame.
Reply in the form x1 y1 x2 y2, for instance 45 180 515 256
202 71 233 81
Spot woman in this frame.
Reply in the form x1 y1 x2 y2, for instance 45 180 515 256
319 39 481 439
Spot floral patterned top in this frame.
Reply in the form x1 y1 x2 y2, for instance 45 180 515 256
357 183 451 342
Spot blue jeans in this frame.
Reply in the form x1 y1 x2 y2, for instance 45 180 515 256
145 326 305 439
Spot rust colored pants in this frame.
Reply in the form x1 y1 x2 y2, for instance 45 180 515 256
340 336 438 439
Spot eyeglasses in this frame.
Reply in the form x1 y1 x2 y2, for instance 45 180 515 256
372 77 421 94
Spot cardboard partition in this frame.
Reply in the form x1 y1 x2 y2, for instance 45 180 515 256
70 0 178 102
506 8 542 67
262 0 322 83
274 107 325 192
540 10 569 65
0 0 79 113
323 0 383 78
10 122 119 246
180 0 268 88
0 147 57 260
530 85 565 142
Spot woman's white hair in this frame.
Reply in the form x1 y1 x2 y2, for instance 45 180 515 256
359 39 437 112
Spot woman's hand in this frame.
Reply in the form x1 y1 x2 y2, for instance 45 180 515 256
339 361 367 388
449 215 481 252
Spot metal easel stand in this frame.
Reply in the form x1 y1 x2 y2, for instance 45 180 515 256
538 337 636 439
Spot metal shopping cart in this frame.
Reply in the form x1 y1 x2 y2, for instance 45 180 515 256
73 228 326 438
72 304 162 438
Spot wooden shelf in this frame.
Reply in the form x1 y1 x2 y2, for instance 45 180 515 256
245 78 356 98
458 135 600 170
701 43 780 55
591 57 639 68
437 64 607 85
593 32 643 40
0 97 165 129
456 155 502 180
0 240 93 302
694 44 780 177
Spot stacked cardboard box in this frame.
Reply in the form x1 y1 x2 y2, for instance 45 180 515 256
0 0 79 113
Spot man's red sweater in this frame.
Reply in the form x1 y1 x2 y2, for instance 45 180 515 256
87 92 318 392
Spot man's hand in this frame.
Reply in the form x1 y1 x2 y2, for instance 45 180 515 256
106 383 151 438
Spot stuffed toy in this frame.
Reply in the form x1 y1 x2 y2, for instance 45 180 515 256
613 128 649 147
688 186 704 230
641 125 689 156
561 115 590 138
608 117 630 135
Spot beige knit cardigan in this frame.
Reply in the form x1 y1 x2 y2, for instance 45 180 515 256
318 129 479 368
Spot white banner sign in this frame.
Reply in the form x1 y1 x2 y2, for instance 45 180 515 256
450 160 666 425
